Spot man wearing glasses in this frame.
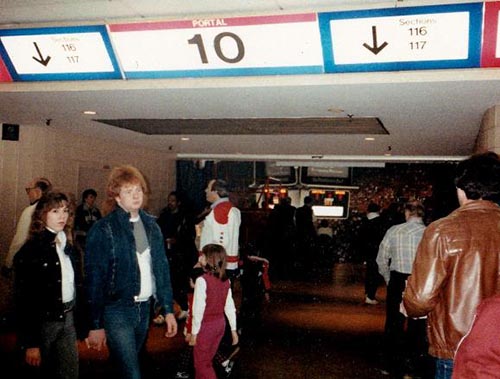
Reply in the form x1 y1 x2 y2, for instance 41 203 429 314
2 177 52 276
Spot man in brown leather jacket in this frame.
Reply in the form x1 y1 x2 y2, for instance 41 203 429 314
403 152 500 379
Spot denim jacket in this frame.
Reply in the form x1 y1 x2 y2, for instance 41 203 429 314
85 206 174 330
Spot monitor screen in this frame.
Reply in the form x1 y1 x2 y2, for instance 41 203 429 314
309 189 350 218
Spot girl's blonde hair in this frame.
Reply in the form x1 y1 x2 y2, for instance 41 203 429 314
201 243 228 281
102 164 150 215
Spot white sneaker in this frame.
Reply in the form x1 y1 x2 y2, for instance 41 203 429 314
365 296 379 305
177 310 189 321
224 360 235 376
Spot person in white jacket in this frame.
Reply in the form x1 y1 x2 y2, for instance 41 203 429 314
3 177 52 275
200 179 241 280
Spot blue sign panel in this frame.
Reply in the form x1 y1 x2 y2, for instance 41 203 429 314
0 25 122 81
318 3 483 73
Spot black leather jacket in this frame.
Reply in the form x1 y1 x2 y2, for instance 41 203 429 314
14 229 82 348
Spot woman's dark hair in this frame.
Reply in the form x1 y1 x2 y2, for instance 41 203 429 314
29 191 71 238
454 152 500 201
201 243 228 281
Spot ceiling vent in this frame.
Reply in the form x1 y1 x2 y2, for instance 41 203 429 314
96 117 387 135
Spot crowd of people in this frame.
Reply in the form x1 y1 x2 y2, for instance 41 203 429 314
368 152 500 379
3 151 500 379
2 166 272 379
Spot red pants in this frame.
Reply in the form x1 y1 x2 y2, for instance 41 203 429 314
193 318 225 379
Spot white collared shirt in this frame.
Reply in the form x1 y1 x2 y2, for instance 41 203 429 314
50 229 75 303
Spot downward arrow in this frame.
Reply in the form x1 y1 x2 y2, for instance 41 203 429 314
362 26 388 55
32 42 51 66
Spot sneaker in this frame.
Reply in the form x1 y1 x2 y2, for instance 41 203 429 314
365 296 379 305
152 314 165 325
175 371 189 379
176 310 189 321
224 360 235 377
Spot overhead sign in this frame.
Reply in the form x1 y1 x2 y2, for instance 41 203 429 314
0 25 122 81
481 1 500 67
0 57 12 82
319 3 483 72
109 13 324 78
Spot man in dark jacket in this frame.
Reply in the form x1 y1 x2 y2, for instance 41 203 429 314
156 191 197 321
295 196 316 278
85 165 177 379
358 202 385 304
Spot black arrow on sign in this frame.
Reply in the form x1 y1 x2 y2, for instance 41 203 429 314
363 26 388 55
32 42 51 66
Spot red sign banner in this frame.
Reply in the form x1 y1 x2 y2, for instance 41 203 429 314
0 56 12 82
482 1 500 67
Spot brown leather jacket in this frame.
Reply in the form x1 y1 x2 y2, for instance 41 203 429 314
403 200 500 359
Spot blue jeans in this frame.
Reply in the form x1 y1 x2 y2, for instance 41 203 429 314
435 358 454 379
104 300 151 379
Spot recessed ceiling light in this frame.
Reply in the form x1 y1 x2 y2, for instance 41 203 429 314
365 137 375 141
82 110 97 115
327 107 344 114
181 137 190 141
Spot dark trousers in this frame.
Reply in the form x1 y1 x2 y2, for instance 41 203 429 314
383 271 430 378
168 250 190 311
384 271 410 377
39 310 78 379
365 260 382 299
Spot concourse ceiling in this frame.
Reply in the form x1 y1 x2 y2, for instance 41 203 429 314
0 0 499 164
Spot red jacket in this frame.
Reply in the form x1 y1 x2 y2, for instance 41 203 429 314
452 295 500 379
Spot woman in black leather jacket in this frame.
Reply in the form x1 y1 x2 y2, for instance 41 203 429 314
14 191 81 379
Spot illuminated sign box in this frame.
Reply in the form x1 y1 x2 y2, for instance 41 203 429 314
319 3 482 73
310 189 350 219
109 13 324 78
0 25 122 81
313 205 345 217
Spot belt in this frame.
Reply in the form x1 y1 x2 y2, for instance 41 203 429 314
63 299 75 313
134 295 153 303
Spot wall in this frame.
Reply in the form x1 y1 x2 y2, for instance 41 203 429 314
0 123 176 314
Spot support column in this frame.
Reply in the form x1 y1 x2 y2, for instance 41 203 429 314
475 105 500 154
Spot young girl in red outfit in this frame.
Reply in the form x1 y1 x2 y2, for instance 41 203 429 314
189 244 238 379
